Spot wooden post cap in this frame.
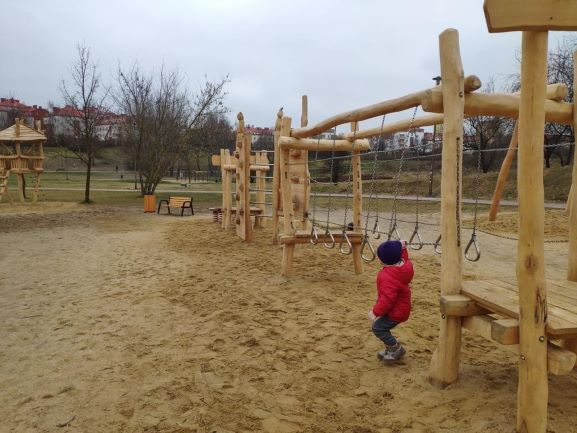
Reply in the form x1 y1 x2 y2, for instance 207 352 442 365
484 0 577 32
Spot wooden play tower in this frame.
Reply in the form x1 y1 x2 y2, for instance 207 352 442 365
0 118 46 202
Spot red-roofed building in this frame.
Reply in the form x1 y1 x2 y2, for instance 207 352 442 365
245 124 274 148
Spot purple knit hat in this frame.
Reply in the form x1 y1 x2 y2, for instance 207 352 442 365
377 240 402 265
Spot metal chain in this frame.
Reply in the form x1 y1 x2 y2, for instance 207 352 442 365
388 106 418 240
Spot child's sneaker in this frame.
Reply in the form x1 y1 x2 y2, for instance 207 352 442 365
380 344 406 364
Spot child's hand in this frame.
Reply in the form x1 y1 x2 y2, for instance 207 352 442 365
367 310 379 322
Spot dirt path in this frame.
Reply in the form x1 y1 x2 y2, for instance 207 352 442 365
0 203 576 433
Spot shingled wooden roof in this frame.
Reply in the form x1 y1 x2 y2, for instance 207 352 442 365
0 123 46 142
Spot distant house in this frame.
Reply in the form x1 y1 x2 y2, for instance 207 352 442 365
44 105 83 137
0 98 51 132
391 128 426 149
245 124 274 148
95 114 126 142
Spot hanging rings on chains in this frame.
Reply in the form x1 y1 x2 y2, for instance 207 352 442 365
361 235 376 263
388 222 401 241
323 227 336 249
409 226 424 250
339 230 353 255
465 232 481 262
433 234 442 255
372 220 381 240
310 225 319 245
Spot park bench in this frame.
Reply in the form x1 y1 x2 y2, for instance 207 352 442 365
157 196 194 216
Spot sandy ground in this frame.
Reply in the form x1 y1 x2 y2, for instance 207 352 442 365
1 203 577 433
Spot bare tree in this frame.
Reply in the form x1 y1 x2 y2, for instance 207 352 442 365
116 64 229 195
509 37 576 167
465 79 513 173
184 112 234 175
61 44 109 203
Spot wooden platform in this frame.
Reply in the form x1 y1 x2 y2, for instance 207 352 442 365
462 278 577 338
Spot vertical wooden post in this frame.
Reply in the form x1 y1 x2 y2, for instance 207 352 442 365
489 122 519 221
280 117 295 276
351 121 363 274
568 50 577 281
301 95 311 229
272 109 283 245
255 151 267 228
516 30 549 433
237 133 253 241
429 29 464 388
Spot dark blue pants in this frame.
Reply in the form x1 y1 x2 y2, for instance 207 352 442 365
372 316 399 346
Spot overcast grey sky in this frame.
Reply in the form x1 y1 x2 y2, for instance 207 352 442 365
0 0 571 129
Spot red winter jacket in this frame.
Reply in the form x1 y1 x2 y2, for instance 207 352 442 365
372 246 414 322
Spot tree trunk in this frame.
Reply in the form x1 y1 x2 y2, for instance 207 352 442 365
85 154 92 203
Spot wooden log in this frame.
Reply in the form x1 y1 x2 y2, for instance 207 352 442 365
279 232 364 245
290 90 426 139
513 83 569 102
301 95 311 230
290 75 481 140
421 87 573 124
569 50 577 282
489 122 519 221
237 133 253 242
440 294 489 316
544 83 568 102
280 117 295 276
484 0 577 33
429 29 464 389
516 30 549 433
351 121 363 274
279 136 370 152
345 114 444 140
272 109 283 245
254 151 267 228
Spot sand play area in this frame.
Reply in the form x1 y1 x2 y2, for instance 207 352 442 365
1 203 577 433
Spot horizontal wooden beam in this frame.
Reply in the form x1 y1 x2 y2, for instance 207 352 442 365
422 89 573 125
346 114 444 140
279 136 370 152
462 315 576 374
440 294 490 316
279 232 364 245
484 0 577 32
491 318 519 345
290 75 481 140
289 91 425 139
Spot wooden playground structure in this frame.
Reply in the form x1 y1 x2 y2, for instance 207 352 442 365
0 118 46 203
212 113 273 241
258 1 577 432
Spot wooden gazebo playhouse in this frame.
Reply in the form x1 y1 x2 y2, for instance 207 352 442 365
0 118 46 202
428 2 577 432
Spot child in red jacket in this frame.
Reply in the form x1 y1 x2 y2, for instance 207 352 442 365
368 239 414 364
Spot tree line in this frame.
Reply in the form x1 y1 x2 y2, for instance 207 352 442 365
60 44 235 203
